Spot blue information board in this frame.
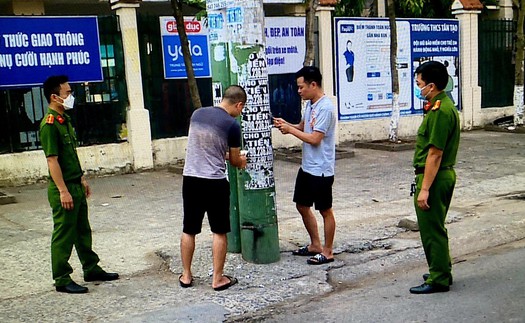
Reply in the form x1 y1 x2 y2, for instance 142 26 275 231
160 17 211 79
161 34 211 79
0 16 103 88
335 18 460 121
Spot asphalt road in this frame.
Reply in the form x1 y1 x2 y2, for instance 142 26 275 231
244 239 525 323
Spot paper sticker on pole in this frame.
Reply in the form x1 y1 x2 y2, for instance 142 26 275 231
239 50 274 190
212 82 223 106
206 0 234 11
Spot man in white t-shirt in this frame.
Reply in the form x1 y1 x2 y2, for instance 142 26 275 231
274 66 336 265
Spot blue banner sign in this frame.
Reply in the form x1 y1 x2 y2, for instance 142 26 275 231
335 18 460 121
160 17 211 79
0 16 102 88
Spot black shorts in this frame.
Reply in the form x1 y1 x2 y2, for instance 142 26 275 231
182 176 230 234
293 168 334 211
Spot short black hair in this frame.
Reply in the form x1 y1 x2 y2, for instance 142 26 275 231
414 61 448 91
43 75 69 102
295 66 322 87
223 85 247 104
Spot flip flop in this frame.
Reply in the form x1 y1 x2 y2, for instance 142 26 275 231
179 274 193 288
307 253 335 265
292 245 319 256
213 275 238 291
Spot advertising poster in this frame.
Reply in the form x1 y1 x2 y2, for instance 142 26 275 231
265 17 305 124
410 20 460 111
335 18 460 121
0 16 102 88
160 16 211 79
264 16 306 75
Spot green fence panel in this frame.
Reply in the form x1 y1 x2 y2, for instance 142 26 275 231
479 19 516 108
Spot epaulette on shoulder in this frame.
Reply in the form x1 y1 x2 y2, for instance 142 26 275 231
424 101 432 112
431 100 441 111
45 114 55 124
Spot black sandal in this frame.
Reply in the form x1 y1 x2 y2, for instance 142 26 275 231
292 246 318 256
213 275 238 291
307 253 335 265
179 274 193 288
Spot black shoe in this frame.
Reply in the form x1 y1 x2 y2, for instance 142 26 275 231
423 273 453 285
410 283 449 294
56 281 89 294
84 271 119 282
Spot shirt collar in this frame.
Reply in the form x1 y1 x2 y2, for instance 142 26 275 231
429 91 447 104
310 95 327 109
47 108 69 121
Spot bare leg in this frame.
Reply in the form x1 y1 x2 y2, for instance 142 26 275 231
211 233 231 288
319 208 335 258
180 233 195 284
296 204 322 253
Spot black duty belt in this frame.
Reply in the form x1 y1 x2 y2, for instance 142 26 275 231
414 166 453 175
65 177 82 184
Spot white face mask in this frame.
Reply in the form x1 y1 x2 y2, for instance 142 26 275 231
60 94 75 110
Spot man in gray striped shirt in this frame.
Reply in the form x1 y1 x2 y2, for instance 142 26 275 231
179 85 247 291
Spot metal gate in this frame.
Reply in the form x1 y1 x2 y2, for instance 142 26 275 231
478 19 516 108
137 14 213 139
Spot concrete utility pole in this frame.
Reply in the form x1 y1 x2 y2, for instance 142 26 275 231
207 0 280 263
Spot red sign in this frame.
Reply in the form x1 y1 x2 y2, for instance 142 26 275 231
165 20 202 34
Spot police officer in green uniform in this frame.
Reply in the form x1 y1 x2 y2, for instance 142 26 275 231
410 61 460 294
40 75 118 294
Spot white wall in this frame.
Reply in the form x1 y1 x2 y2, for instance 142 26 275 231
0 142 132 187
478 106 515 125
0 150 48 187
0 107 513 187
337 116 423 142
152 137 188 167
77 142 133 176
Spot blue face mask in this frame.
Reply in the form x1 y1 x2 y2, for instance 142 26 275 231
414 84 428 100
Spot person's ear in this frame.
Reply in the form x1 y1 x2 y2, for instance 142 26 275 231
52 94 64 104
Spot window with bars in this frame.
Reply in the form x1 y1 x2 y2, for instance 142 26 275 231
0 15 127 154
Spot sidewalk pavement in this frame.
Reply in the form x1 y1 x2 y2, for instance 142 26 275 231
0 130 524 322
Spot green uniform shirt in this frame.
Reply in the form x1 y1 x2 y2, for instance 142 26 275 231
413 92 460 168
39 108 83 182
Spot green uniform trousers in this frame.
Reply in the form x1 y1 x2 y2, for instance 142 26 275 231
48 181 102 286
414 169 456 287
